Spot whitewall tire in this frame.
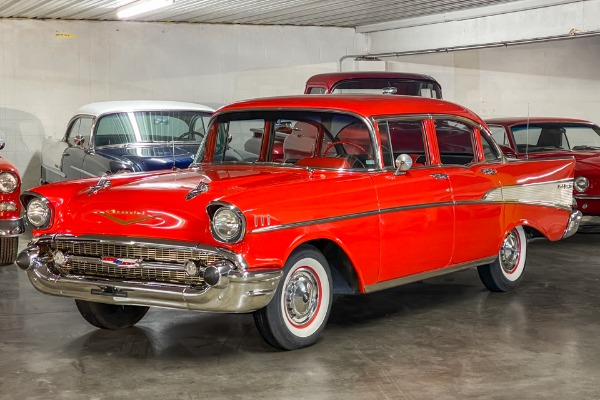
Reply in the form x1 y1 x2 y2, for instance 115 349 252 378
478 226 527 292
254 244 332 350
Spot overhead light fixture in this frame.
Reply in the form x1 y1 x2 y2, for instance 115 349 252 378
117 0 174 19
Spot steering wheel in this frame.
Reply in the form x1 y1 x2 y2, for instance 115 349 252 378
322 141 371 169
178 131 204 141
322 140 369 156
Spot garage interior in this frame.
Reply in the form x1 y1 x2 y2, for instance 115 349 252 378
1 0 600 399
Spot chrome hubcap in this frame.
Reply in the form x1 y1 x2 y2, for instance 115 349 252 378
500 229 520 273
284 268 319 326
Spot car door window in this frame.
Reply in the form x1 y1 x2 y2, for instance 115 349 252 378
66 119 81 145
488 125 509 146
379 120 427 168
78 117 93 148
433 120 475 165
481 132 502 162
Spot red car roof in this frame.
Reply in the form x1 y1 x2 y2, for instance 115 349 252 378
485 117 593 126
306 71 440 86
217 94 484 124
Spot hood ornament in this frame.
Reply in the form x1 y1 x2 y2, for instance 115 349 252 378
186 180 210 200
88 176 111 195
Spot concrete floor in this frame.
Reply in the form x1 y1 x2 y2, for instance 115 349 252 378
1 231 599 400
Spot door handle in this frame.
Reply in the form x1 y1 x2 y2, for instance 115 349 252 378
430 173 449 180
481 168 497 175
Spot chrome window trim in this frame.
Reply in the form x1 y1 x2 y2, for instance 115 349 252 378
202 108 382 171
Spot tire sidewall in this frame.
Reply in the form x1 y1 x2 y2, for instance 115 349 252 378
266 245 333 349
491 226 527 290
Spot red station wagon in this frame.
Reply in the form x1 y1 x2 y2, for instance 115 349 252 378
487 117 600 216
17 96 580 350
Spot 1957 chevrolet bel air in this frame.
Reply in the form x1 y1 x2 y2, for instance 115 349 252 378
17 95 581 350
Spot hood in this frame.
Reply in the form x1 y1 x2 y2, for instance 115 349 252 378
30 165 330 245
95 143 200 171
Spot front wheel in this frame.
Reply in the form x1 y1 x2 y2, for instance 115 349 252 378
478 226 527 292
0 236 18 266
254 244 332 350
75 300 149 329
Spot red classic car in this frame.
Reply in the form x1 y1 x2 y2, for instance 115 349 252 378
17 96 581 350
487 117 600 216
0 140 24 265
305 71 442 98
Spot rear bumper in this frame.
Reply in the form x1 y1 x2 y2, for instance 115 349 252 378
563 209 583 239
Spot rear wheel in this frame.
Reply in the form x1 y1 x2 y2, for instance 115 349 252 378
478 226 527 292
75 300 149 329
254 245 332 350
0 236 18 266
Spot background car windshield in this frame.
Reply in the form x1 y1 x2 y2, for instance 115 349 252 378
512 123 600 152
331 79 441 98
94 111 211 146
198 111 376 169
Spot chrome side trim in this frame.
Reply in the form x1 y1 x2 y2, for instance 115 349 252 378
574 195 600 200
364 256 496 294
483 178 574 210
250 201 456 234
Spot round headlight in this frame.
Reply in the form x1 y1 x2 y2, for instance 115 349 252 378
0 171 18 194
574 176 589 193
211 207 245 243
26 197 51 228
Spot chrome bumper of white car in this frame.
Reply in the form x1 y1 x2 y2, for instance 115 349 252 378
563 209 583 239
16 237 282 313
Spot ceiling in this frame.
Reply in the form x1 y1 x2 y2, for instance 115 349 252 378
0 0 531 28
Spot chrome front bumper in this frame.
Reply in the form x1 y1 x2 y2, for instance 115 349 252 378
0 217 25 236
17 238 282 313
563 209 583 239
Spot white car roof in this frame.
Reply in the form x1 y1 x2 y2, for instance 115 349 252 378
76 100 214 116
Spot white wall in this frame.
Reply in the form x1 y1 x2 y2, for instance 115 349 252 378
0 19 365 189
370 36 600 125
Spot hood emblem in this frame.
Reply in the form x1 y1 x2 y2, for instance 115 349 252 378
88 176 111 195
97 210 158 225
186 180 210 200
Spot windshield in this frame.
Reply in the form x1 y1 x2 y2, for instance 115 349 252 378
511 123 600 153
93 110 211 146
196 111 376 170
330 79 442 99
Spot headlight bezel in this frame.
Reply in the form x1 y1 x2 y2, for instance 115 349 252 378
0 171 19 194
574 176 589 193
207 202 246 244
25 195 53 229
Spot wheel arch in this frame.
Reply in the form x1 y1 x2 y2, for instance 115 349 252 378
300 238 362 295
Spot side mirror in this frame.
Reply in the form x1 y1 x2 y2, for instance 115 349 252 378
0 139 5 151
73 135 85 147
394 154 413 175
499 145 517 159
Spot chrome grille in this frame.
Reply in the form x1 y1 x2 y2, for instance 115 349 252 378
49 240 225 286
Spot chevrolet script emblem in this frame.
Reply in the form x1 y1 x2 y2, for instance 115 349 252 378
97 210 158 225
101 256 139 268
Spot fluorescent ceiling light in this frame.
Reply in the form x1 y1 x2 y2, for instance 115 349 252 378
117 0 174 19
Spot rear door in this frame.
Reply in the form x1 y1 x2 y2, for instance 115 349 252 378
372 119 454 283
430 119 504 265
